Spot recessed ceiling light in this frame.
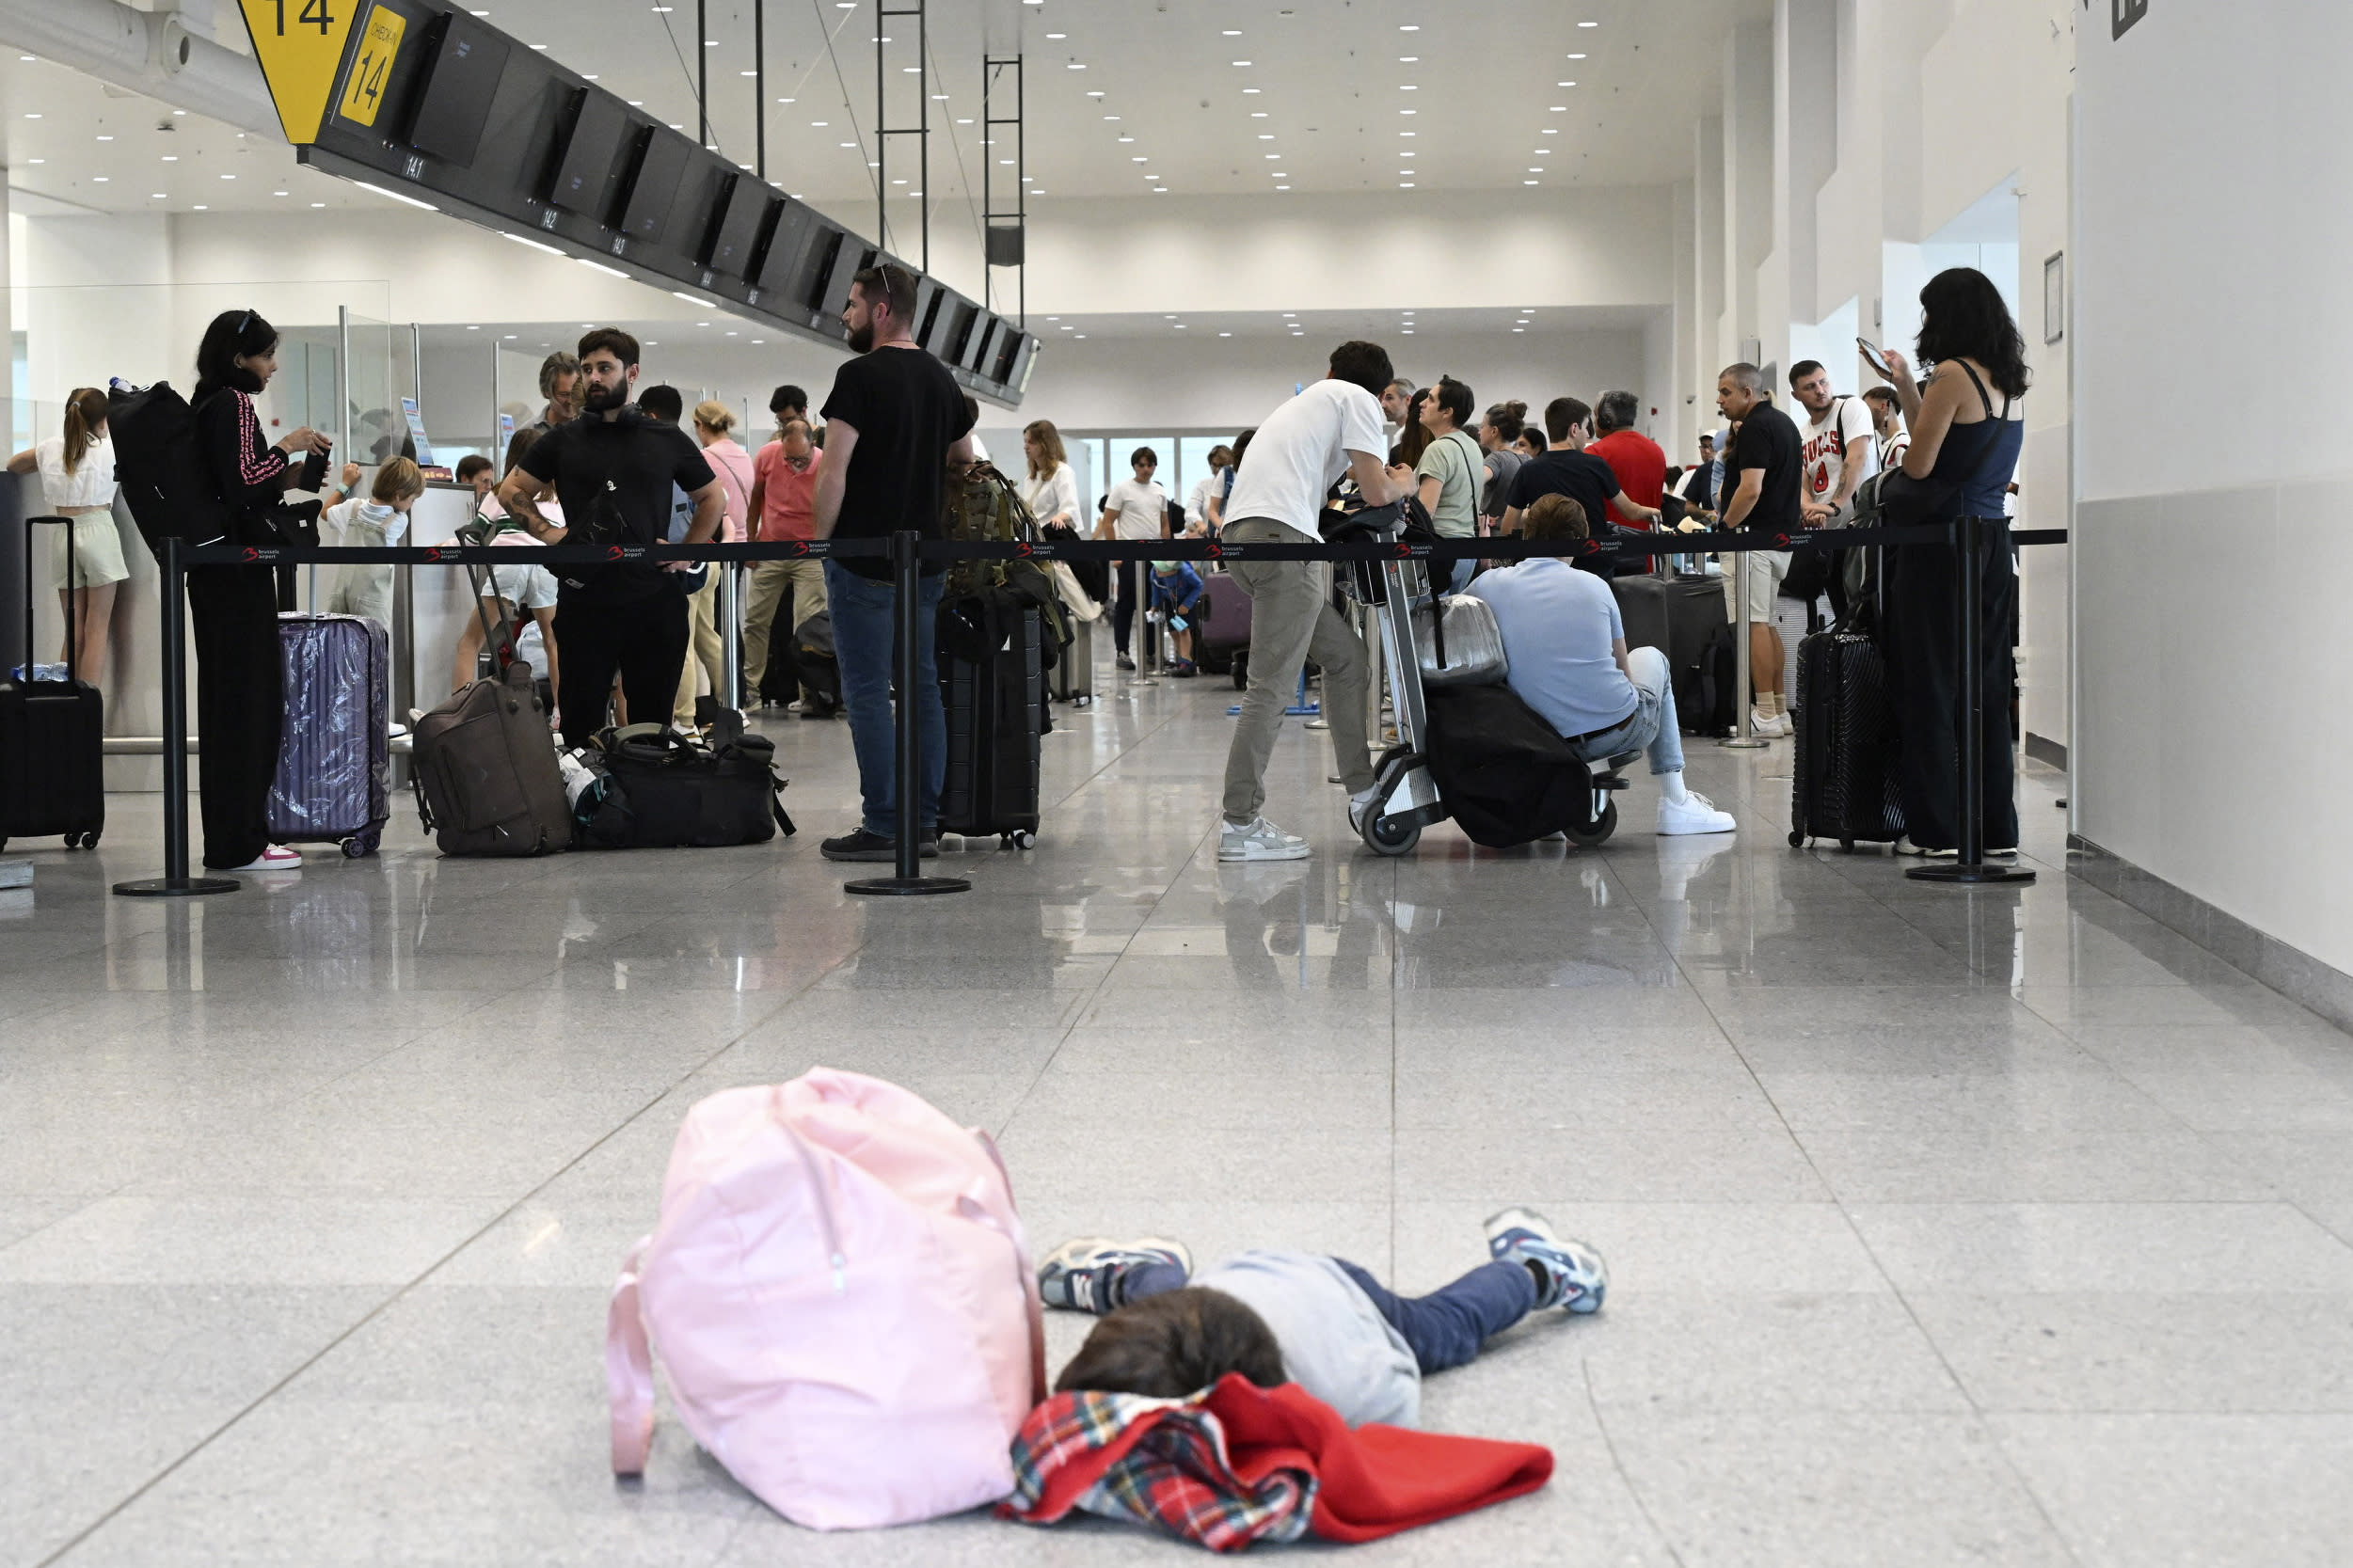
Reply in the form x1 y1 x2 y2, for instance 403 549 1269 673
1104 115 1120 120
1250 111 1267 118
956 117 973 123
220 173 235 180
193 204 207 210
1550 105 1567 112
1232 60 1251 66
1275 184 1289 189
1223 28 1241 35
24 158 41 165
96 135 113 141
162 154 177 161
1398 182 1414 188
628 100 644 106
311 201 326 207
1567 53 1586 59
1399 55 1418 62
1399 131 1414 136
1528 166 1542 172
22 113 39 119
151 191 166 198
1578 19 1598 26
1218 331 1232 337
1132 156 1147 162
1400 84 1417 90
1399 23 1419 29
1074 334 1087 339
1258 134 1274 140
1523 180 1538 185
1558 81 1578 87
467 324 480 330
503 333 517 339
1067 62 1085 69
1117 135 1133 143
1264 153 1280 159
92 176 109 182
1243 87 1261 94
583 73 598 80
1045 31 1065 39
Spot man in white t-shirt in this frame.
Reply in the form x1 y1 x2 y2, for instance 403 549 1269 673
1789 360 1878 528
1862 386 1908 470
1216 341 1415 862
1095 445 1169 671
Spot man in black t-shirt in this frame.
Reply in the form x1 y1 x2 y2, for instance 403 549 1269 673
812 262 977 862
1712 362 1804 736
1500 395 1661 577
497 327 723 748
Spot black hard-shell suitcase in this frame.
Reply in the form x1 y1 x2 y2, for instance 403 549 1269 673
1611 569 1732 735
1788 619 1905 849
0 515 105 850
266 612 390 858
937 603 1042 847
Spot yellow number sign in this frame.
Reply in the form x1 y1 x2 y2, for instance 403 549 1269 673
335 6 407 129
237 0 362 145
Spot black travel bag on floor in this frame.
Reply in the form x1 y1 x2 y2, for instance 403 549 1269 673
935 596 1043 846
576 720 793 848
0 515 106 851
1788 612 1905 850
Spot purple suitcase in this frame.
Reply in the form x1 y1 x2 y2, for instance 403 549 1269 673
1193 571 1254 682
268 612 390 857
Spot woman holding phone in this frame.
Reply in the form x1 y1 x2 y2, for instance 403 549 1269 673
1867 267 2029 858
188 307 332 872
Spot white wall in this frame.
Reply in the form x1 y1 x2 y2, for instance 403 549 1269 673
2074 0 2353 972
1023 188 1677 318
1019 326 1648 438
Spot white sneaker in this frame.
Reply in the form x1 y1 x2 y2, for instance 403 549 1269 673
1347 785 1383 835
229 844 303 871
1749 706 1790 737
1657 792 1736 835
1218 816 1311 862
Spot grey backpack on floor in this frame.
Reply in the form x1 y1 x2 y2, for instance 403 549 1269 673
413 660 573 856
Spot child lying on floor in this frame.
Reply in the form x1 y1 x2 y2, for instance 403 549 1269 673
1040 1209 1606 1430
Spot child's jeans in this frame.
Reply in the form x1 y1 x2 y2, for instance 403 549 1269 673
1123 1256 1535 1374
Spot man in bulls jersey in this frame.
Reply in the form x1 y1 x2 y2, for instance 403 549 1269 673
1789 360 1879 529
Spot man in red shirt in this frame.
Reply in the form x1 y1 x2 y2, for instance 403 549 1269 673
1585 389 1666 530
744 417 830 713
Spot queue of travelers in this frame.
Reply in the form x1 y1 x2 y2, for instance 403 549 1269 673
31 264 2019 874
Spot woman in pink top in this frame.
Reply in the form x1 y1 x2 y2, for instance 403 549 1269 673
675 403 758 725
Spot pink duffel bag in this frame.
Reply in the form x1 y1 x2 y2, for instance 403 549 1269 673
607 1068 1046 1529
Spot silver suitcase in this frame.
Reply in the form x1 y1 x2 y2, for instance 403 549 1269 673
1414 594 1509 688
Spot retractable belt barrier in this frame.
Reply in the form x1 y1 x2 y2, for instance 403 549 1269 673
115 522 2068 898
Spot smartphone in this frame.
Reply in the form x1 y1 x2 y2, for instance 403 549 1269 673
1857 337 1894 378
297 446 331 491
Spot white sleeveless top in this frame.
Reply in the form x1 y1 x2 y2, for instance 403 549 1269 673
34 436 117 510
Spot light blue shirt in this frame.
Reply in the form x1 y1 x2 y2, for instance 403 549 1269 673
1465 558 1639 738
1191 1251 1420 1429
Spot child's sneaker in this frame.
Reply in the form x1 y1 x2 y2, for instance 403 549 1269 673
1038 1236 1193 1315
1484 1207 1608 1314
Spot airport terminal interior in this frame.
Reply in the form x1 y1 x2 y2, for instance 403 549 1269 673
5 0 2349 1563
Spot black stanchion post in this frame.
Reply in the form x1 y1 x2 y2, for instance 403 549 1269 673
115 535 239 898
1909 514 2033 886
846 530 969 897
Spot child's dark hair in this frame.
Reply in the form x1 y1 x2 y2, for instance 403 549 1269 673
1053 1288 1285 1401
455 454 493 482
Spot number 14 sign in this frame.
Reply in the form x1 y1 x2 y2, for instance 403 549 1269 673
236 0 365 144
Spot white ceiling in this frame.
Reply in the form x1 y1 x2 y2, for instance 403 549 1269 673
2 0 1762 218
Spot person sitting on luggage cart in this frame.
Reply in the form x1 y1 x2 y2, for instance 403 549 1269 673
1464 496 1738 837
1150 560 1203 677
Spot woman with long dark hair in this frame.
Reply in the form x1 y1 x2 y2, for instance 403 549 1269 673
188 308 331 872
1869 266 2029 857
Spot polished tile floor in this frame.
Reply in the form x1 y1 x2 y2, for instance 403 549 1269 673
7 654 2353 1566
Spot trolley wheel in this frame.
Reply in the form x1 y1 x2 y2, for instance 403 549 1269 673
1838 837 1855 853
342 832 379 859
1789 830 1805 847
1362 813 1420 857
1564 799 1619 848
1008 830 1037 851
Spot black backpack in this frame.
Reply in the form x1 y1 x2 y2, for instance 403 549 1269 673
1421 682 1597 848
107 380 236 554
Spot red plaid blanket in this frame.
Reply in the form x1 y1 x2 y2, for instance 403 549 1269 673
1000 1374 1552 1552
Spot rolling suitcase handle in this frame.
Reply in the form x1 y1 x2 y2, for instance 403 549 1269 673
22 514 78 686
